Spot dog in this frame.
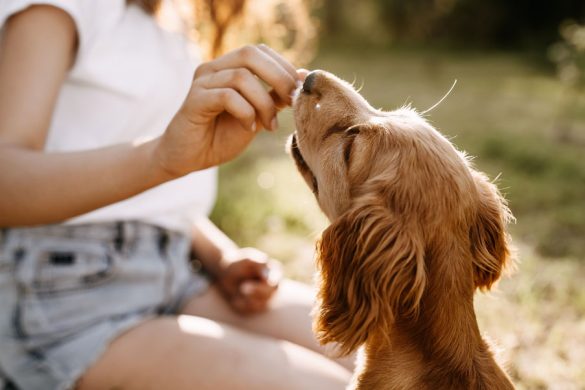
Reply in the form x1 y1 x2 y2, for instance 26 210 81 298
287 70 515 389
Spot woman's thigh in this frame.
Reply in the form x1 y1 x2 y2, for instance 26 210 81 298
77 315 350 390
180 279 356 371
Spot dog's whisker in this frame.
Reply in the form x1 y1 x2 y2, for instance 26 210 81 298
350 73 358 88
421 79 458 115
401 98 413 110
356 77 365 93
491 172 503 184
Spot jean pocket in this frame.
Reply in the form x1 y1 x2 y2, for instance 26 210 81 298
14 238 118 341
16 238 115 295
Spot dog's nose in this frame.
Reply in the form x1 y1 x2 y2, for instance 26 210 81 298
302 70 319 94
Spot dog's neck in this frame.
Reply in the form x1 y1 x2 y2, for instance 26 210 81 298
353 250 513 390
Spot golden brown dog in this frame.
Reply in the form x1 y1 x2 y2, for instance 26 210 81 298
288 70 515 389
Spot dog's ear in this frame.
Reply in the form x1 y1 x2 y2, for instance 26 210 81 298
315 202 426 356
469 171 514 290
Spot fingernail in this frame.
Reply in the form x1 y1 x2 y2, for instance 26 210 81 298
271 117 278 131
263 265 282 286
295 80 303 89
261 267 270 280
251 122 257 132
240 282 254 295
297 68 309 80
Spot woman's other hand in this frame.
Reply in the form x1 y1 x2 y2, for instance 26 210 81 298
154 44 302 178
215 247 283 316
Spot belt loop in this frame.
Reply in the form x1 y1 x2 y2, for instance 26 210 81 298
0 228 12 251
114 221 125 253
157 227 170 256
0 228 7 248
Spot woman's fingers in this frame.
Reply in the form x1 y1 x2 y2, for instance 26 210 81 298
199 88 257 132
159 45 304 174
232 281 276 315
195 45 298 105
256 44 298 81
240 281 276 301
297 68 310 81
198 68 277 130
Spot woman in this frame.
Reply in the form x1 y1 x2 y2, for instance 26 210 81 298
0 0 352 388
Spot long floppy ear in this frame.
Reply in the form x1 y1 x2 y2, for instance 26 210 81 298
469 171 515 290
315 202 426 356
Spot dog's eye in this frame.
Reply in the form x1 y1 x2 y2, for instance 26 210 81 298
343 127 360 166
322 123 350 141
343 139 354 165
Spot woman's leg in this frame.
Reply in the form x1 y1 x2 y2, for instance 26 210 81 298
77 315 350 390
180 279 356 371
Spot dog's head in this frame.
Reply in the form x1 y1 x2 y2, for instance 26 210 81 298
287 70 514 355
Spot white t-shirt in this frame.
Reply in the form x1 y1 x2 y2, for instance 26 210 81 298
0 0 217 235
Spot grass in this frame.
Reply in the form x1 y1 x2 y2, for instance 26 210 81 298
210 48 585 387
475 245 585 388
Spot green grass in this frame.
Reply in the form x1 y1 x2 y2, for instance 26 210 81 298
210 48 585 387
475 245 585 388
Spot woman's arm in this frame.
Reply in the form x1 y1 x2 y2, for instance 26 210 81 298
0 6 301 227
190 217 239 277
0 6 172 226
0 143 170 226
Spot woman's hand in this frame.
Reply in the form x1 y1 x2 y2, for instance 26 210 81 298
215 247 283 316
154 44 301 178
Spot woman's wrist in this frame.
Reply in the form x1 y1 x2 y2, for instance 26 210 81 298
152 112 216 178
135 138 181 188
190 218 241 278
208 251 232 279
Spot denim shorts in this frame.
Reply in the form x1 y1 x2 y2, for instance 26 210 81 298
0 221 209 390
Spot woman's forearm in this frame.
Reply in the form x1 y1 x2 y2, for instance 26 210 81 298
190 217 239 277
0 139 173 226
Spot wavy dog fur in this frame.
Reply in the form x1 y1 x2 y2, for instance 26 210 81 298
288 71 515 389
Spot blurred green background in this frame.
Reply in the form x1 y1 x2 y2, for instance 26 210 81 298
212 1 585 388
